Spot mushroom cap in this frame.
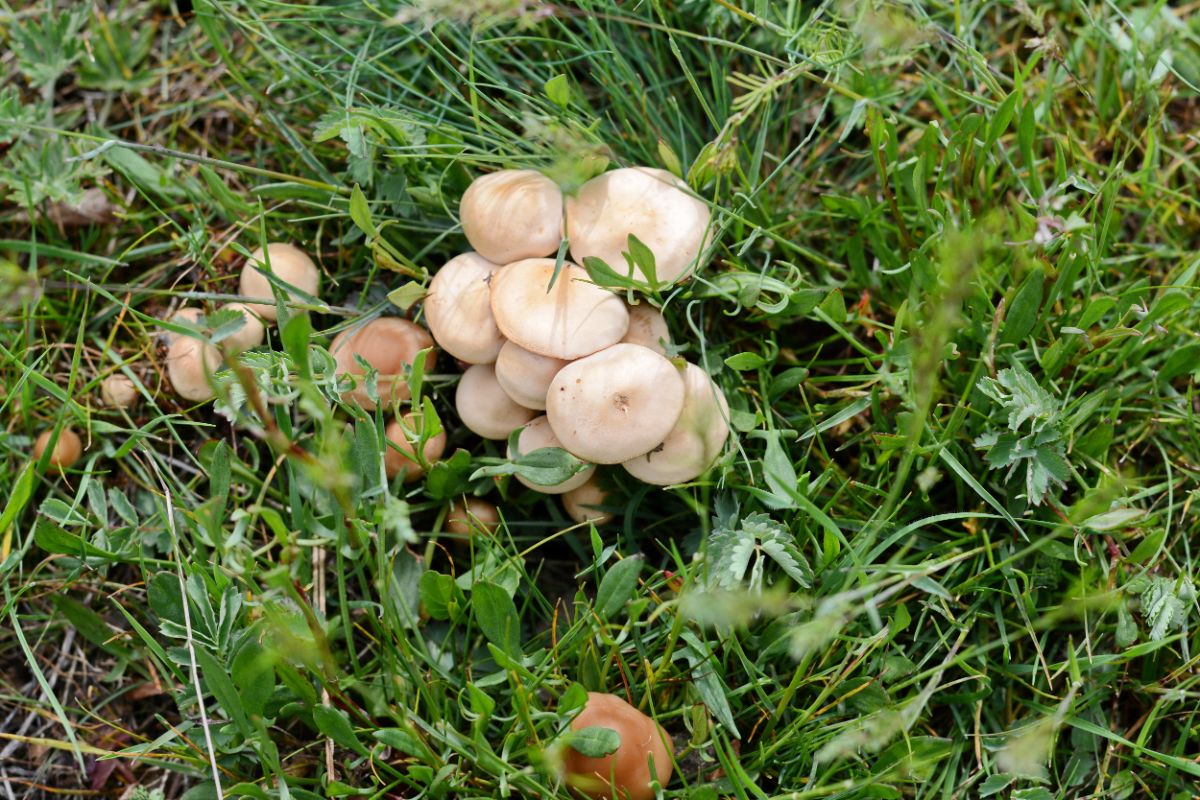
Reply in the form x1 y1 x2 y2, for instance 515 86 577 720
166 308 221 403
620 303 671 355
566 167 712 285
546 344 685 464
219 302 267 352
330 318 435 410
562 477 613 526
621 363 730 485
563 692 673 800
99 375 139 409
239 242 320 321
384 412 447 482
460 169 563 264
455 364 537 440
33 427 83 470
446 498 501 537
424 252 505 364
494 340 569 411
507 416 594 494
490 258 628 360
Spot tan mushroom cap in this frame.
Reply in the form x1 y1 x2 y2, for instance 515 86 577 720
460 169 563 264
507 416 594 494
219 302 267 352
546 343 685 464
563 692 674 800
620 303 671 355
166 308 221 403
239 242 320 321
330 318 435 410
562 477 613 526
566 167 712 285
99 374 138 409
494 340 569 411
424 252 505 364
455 364 536 440
384 412 447 482
33 427 83 470
489 258 628 360
446 498 501 537
622 362 730 485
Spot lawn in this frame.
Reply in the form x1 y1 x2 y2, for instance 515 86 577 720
2 1 1200 798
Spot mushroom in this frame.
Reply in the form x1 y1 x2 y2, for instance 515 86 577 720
507 416 594 494
219 302 267 352
165 307 221 403
622 362 729 485
566 167 712 285
239 242 320 321
384 412 447 482
490 258 628 360
424 252 505 364
455 364 536 440
329 318 436 410
99 374 138 409
446 498 501 537
494 341 569 411
460 169 563 264
33 427 83 470
546 343 685 464
563 692 673 800
562 477 613 526
620 303 671 356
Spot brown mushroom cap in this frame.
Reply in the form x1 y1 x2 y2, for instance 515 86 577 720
219 302 267 352
446 498 501 537
99 375 139 409
489 258 629 360
621 362 730 485
455 364 537 440
546 344 685 464
330 318 436 410
494 341 569 411
563 692 674 800
384 412 447 482
424 252 505 364
239 242 320 321
562 477 613 526
566 167 712 285
166 308 221 403
507 416 594 494
620 303 671 356
33 428 83 470
460 170 563 264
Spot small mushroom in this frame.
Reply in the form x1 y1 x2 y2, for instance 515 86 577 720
562 477 613 525
33 427 83 470
622 362 729 485
460 169 563 264
219 302 267 352
330 318 436 410
239 242 320 321
563 692 674 800
99 374 139 409
566 167 712 285
620 303 671 356
446 498 501 537
494 341 569 411
490 258 628 360
455 364 537 440
546 343 685 464
384 412 447 482
165 307 221 403
507 416 594 494
424 252 505 364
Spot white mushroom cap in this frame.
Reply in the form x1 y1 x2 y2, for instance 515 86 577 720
566 167 712 285
460 170 563 264
507 416 594 494
621 303 671 355
489 258 628 360
384 412 447 482
494 341 569 411
622 362 730 485
239 242 320 321
166 308 221 403
329 318 435 410
546 343 685 464
562 477 613 525
219 302 267 352
455 364 536 440
99 375 138 409
424 252 505 364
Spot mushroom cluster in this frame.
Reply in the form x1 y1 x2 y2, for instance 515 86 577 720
425 167 729 524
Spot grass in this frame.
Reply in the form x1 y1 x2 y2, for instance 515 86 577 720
3 0 1200 798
